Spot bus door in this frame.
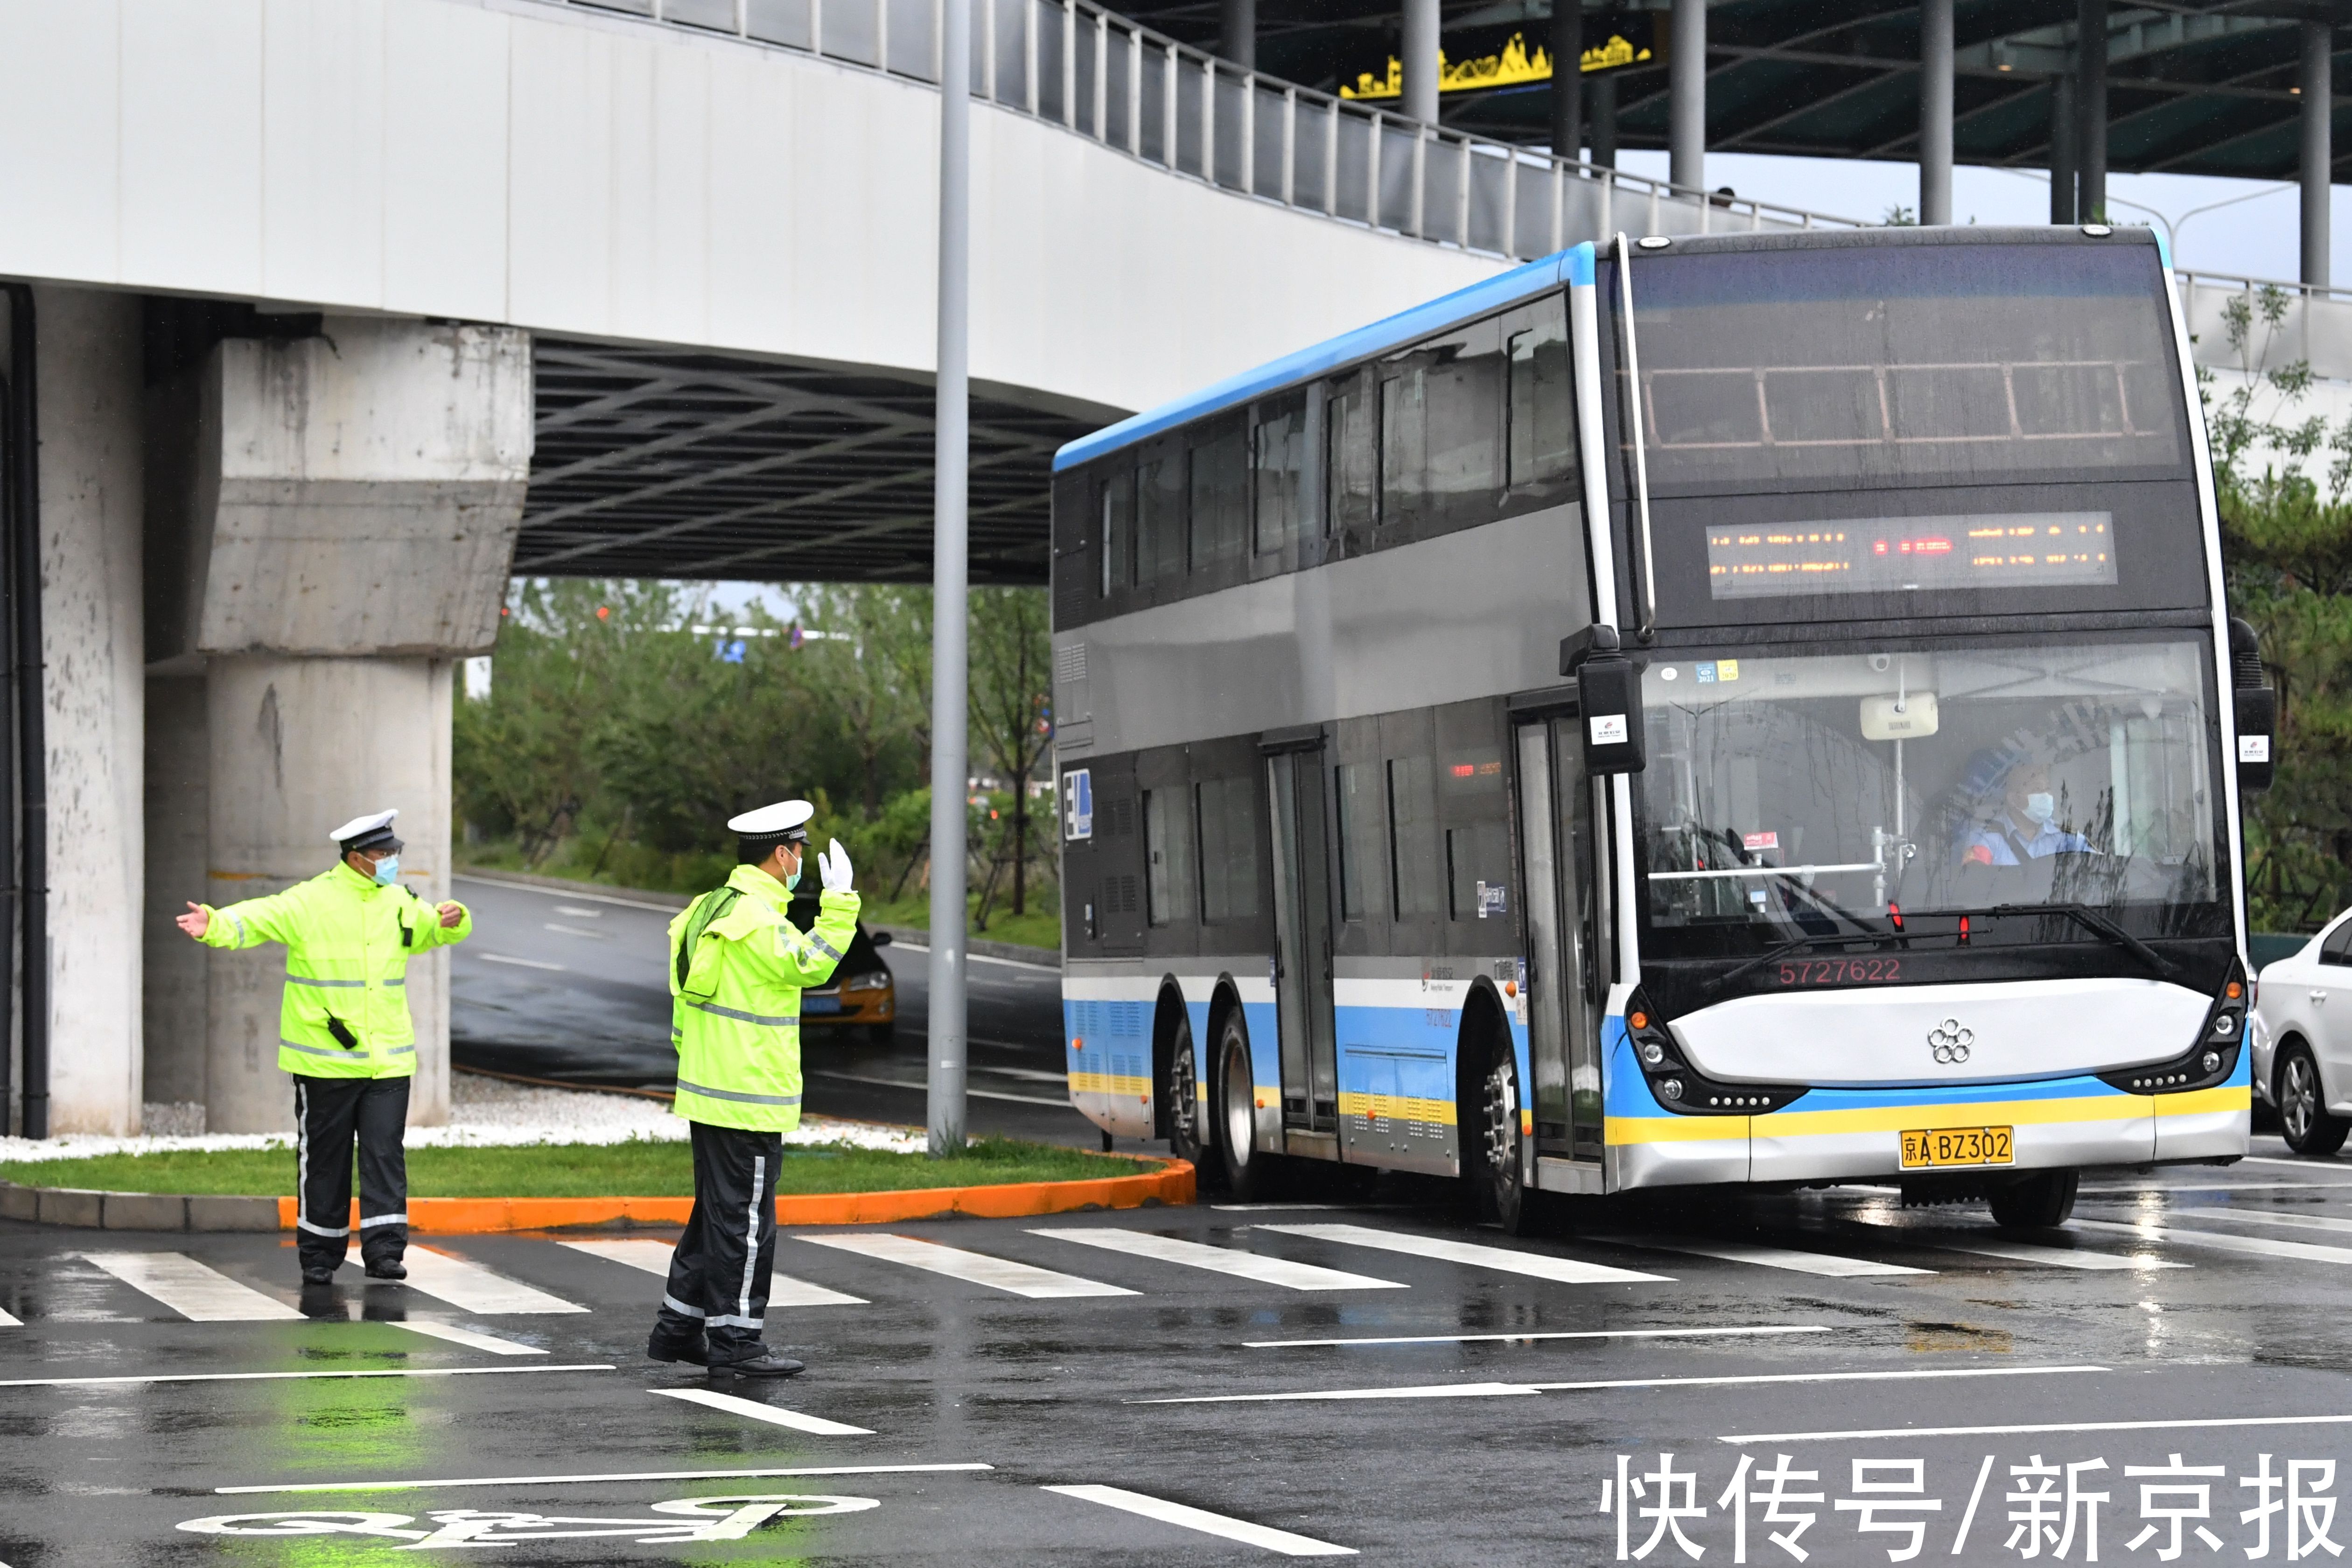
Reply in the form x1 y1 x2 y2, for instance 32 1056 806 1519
1267 743 1339 1137
1514 715 1605 1168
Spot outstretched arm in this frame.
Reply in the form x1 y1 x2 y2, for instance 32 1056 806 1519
189 888 304 949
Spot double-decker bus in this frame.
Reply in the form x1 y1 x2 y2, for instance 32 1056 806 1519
1049 225 2269 1230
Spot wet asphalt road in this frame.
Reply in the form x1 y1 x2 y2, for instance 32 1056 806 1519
446 874 1101 1146
17 1145 2352 1561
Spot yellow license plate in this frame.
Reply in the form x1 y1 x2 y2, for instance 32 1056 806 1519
1900 1126 2014 1169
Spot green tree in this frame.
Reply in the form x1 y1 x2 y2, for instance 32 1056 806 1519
967 586 1054 917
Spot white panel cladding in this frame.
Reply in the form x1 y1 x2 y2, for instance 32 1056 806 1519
1075 502 1588 757
0 0 1504 422
1671 976 2215 1087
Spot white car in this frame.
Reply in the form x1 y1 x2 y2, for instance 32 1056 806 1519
2253 911 2352 1155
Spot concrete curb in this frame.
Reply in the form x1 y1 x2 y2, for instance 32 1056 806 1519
0 1159 1192 1234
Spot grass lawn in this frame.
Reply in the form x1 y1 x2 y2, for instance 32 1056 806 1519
0 1138 1156 1198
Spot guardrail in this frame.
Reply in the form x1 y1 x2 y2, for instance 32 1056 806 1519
535 0 1865 260
2176 269 2352 386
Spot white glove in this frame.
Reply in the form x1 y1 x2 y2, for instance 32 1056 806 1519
818 838 854 894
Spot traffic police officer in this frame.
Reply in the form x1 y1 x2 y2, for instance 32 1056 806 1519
649 800 859 1378
175 809 472 1285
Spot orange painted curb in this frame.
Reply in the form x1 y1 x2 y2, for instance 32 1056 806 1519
273 1159 1194 1234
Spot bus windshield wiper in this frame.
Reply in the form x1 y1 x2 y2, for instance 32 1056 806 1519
1712 930 1902 993
1980 903 2179 977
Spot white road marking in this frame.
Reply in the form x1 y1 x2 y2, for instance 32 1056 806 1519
1923 1238 2186 1271
557 1239 867 1306
1211 1204 1361 1212
80 1252 303 1322
1244 1324 1832 1350
2235 1156 2350 1170
2072 1217 2352 1264
552 906 604 918
0 1305 17 1327
806 1069 1069 1108
219 1461 991 1496
794 1233 1135 1298
398 1245 589 1315
478 952 567 972
1043 1484 1356 1557
979 1065 1070 1084
543 923 609 940
1599 1236 1931 1277
1723 1413 2352 1445
1258 1223 1670 1284
1144 1364 2109 1406
1030 1228 1406 1290
652 1386 873 1435
0 1364 614 1388
882 938 1057 974
2173 1205 2352 1236
452 874 684 915
2081 1181 2352 1193
392 1320 546 1356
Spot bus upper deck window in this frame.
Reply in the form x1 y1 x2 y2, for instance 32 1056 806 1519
1099 470 1134 598
1326 378 1376 536
1253 401 1305 555
1508 310 1575 488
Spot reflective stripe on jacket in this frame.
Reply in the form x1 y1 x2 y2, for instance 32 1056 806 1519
668 863 860 1132
201 862 473 1079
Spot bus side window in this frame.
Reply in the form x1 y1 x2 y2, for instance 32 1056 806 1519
1253 396 1306 555
1386 754 1440 921
1380 364 1427 531
1099 469 1134 598
1507 302 1576 490
1137 451 1185 587
1425 320 1503 535
1143 788 1195 927
1189 421 1249 575
1197 776 1263 921
1335 761 1385 921
1326 375 1376 537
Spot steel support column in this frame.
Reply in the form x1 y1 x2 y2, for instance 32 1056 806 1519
2049 72 2077 224
2076 0 2107 223
1401 0 1439 124
928 0 971 1156
1551 0 1581 164
1590 71 1617 168
1669 0 1704 193
1918 0 1952 225
2304 18 2332 287
1219 0 1254 70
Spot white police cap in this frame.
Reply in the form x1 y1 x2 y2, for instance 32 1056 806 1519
727 800 815 839
328 808 402 852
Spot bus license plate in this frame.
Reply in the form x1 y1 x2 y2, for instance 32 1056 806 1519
1900 1126 2013 1169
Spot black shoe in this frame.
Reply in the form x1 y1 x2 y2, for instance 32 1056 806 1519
301 1265 338 1286
648 1330 708 1367
710 1351 805 1379
364 1259 406 1281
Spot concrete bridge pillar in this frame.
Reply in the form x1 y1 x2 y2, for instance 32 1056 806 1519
143 317 530 1134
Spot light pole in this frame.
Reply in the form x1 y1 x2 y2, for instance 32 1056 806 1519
928 0 971 1157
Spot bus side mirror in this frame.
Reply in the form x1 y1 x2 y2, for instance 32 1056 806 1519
2230 617 2275 795
1561 624 1646 775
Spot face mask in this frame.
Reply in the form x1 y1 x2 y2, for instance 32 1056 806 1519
785 863 802 892
371 854 401 886
2023 792 2056 826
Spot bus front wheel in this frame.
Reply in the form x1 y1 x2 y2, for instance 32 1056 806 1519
1216 1015 1270 1200
1478 1034 1533 1235
1988 1169 2079 1229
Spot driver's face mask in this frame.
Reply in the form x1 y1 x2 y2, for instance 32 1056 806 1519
2023 791 2057 826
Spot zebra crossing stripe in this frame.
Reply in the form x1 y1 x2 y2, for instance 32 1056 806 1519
393 1320 546 1356
1596 1235 1932 1278
556 1239 867 1306
793 1234 1136 1298
1257 1223 1671 1285
81 1252 304 1322
1028 1228 1407 1290
397 1246 588 1315
0 1304 18 1328
2072 1217 2352 1265
652 1386 873 1436
1043 1484 1356 1557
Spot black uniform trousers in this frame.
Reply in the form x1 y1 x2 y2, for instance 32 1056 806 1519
655 1121 783 1360
294 1075 410 1273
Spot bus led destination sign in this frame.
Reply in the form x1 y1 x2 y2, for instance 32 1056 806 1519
1705 512 2116 600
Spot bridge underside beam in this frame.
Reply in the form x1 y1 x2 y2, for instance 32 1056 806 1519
516 342 1091 587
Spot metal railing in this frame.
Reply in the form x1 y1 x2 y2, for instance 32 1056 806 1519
2176 269 2352 387
538 0 1865 260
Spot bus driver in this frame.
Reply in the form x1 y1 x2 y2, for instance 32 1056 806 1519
1958 760 2092 867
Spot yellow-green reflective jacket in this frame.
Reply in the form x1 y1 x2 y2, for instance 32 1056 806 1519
200 861 473 1079
668 864 860 1131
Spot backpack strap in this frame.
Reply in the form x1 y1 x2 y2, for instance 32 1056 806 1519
675 886 746 992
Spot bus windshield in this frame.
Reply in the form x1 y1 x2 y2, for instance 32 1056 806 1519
1636 634 2220 938
1623 242 2187 496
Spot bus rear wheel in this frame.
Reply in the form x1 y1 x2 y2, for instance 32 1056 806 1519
1988 1169 2079 1229
1478 1032 1533 1235
1216 1015 1272 1200
1164 1014 1203 1168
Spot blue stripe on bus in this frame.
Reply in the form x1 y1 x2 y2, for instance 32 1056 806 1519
1052 246 1589 473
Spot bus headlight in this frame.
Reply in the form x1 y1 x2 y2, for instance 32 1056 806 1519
1640 1041 1667 1068
1660 1078 1685 1102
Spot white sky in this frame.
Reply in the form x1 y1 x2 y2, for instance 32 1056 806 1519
1615 148 2341 287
